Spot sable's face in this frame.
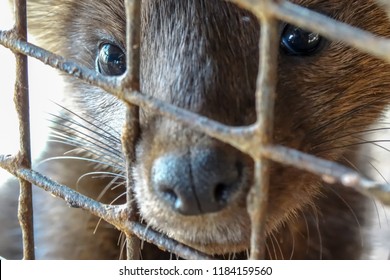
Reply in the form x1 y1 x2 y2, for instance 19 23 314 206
28 0 390 254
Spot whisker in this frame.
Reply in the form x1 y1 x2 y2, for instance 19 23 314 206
353 137 390 152
340 155 360 173
76 171 125 192
307 204 323 260
37 156 123 172
140 223 153 259
109 192 127 206
92 185 126 236
327 186 363 247
372 197 383 229
271 232 284 260
119 233 127 260
48 113 120 148
49 116 121 157
47 137 123 169
50 102 121 143
287 223 296 260
96 178 126 203
299 209 311 256
93 218 104 235
312 126 390 148
48 129 121 160
265 242 272 260
268 233 278 260
366 161 389 184
48 119 123 159
366 160 390 229
307 98 389 139
315 139 390 155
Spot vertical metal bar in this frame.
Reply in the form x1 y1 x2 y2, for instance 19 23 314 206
248 14 279 260
122 0 141 260
13 0 35 260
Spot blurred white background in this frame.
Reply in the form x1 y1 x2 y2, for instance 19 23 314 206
0 1 64 185
0 1 18 184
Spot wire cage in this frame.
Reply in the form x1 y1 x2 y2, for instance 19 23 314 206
0 0 390 260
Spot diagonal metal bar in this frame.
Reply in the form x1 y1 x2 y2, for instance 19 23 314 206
0 30 120 94
128 222 214 260
262 145 390 205
0 154 214 260
267 0 390 63
229 0 390 63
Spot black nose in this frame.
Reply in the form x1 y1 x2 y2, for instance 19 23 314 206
151 148 242 216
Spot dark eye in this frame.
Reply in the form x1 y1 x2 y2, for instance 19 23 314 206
281 24 323 56
96 43 126 76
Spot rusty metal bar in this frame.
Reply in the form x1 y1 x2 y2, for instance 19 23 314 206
128 222 214 260
229 0 390 63
121 0 141 92
262 145 390 205
0 30 119 94
248 10 279 259
0 154 214 260
121 0 141 260
13 0 35 260
267 0 390 63
0 155 113 219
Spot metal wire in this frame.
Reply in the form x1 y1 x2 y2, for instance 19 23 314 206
121 0 142 261
1 0 390 260
13 0 34 260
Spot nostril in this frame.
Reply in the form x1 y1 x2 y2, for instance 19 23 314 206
159 185 178 205
212 161 243 205
214 183 231 204
156 183 188 213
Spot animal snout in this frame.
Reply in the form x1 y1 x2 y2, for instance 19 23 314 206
151 147 243 216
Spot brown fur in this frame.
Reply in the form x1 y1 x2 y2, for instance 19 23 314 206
1 0 390 259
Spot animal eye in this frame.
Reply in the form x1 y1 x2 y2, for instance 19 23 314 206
280 24 323 56
96 43 126 76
